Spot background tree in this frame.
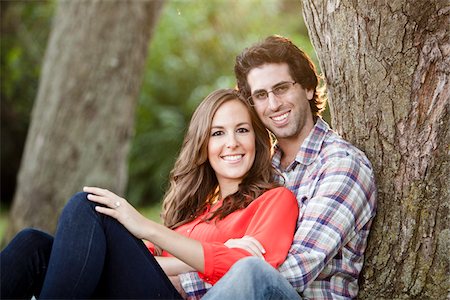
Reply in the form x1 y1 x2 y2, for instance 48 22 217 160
302 0 449 298
4 0 164 241
1 1 54 207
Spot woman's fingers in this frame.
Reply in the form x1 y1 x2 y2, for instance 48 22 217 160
83 186 108 196
224 236 266 259
225 239 262 257
94 205 118 218
86 193 111 207
242 236 265 254
83 186 124 208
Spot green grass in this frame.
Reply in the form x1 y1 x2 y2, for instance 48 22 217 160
0 208 7 241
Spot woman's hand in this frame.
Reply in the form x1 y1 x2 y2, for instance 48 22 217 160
84 186 205 273
83 186 151 239
224 235 266 259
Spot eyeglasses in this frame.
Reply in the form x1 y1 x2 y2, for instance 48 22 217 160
247 81 297 106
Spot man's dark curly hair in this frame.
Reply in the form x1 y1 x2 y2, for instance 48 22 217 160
235 35 326 117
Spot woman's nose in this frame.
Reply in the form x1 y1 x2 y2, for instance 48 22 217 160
226 134 239 148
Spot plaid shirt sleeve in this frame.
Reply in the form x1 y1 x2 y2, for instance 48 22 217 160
179 272 211 300
278 155 376 291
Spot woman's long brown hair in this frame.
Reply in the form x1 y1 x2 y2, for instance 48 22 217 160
161 89 279 229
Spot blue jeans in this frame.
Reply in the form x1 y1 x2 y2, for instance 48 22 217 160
0 192 182 299
202 257 301 300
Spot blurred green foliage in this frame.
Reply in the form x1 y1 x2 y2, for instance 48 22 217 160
1 0 322 208
128 0 319 206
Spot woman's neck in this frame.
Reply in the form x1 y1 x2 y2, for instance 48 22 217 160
217 181 240 200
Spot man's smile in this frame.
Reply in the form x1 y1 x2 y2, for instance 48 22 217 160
270 111 290 125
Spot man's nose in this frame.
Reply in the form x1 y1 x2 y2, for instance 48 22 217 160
267 92 282 110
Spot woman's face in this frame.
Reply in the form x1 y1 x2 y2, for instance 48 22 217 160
208 99 256 195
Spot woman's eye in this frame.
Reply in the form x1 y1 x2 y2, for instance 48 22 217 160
211 131 223 136
237 128 249 133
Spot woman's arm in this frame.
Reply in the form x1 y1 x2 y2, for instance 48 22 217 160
83 186 298 284
145 240 194 275
146 223 206 272
199 187 298 284
155 256 195 276
83 186 206 273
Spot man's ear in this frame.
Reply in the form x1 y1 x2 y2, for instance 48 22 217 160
306 89 314 101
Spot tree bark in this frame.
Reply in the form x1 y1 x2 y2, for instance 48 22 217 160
302 0 449 298
5 0 164 241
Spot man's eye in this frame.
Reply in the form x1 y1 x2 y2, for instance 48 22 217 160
274 84 289 93
253 92 267 100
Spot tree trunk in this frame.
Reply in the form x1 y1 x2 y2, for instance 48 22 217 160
5 0 164 241
302 0 449 299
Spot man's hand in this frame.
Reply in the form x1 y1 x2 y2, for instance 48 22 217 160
224 236 266 259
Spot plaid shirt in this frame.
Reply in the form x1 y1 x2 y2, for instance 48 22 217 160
179 118 377 299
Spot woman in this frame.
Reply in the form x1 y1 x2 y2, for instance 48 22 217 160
1 89 298 299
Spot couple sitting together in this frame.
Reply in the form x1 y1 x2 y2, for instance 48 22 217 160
1 35 376 300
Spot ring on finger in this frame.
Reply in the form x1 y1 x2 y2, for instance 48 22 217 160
114 201 121 208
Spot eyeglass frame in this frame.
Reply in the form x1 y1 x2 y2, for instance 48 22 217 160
247 81 297 106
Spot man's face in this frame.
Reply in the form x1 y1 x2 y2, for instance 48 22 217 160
247 63 314 145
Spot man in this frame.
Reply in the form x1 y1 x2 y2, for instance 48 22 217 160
179 35 377 299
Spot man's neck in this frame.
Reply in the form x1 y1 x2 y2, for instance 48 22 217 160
278 118 316 169
278 139 303 169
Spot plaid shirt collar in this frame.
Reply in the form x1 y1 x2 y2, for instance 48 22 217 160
273 117 329 169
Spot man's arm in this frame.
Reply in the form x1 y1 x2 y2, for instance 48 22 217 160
278 156 376 291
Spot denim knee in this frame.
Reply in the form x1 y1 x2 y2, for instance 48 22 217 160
10 228 53 248
203 257 285 300
68 191 90 205
234 257 273 270
62 191 93 212
231 257 275 278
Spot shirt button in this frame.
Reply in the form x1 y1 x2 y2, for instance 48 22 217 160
187 229 191 232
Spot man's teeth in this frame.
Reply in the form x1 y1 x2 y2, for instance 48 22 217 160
272 112 289 121
222 155 243 161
